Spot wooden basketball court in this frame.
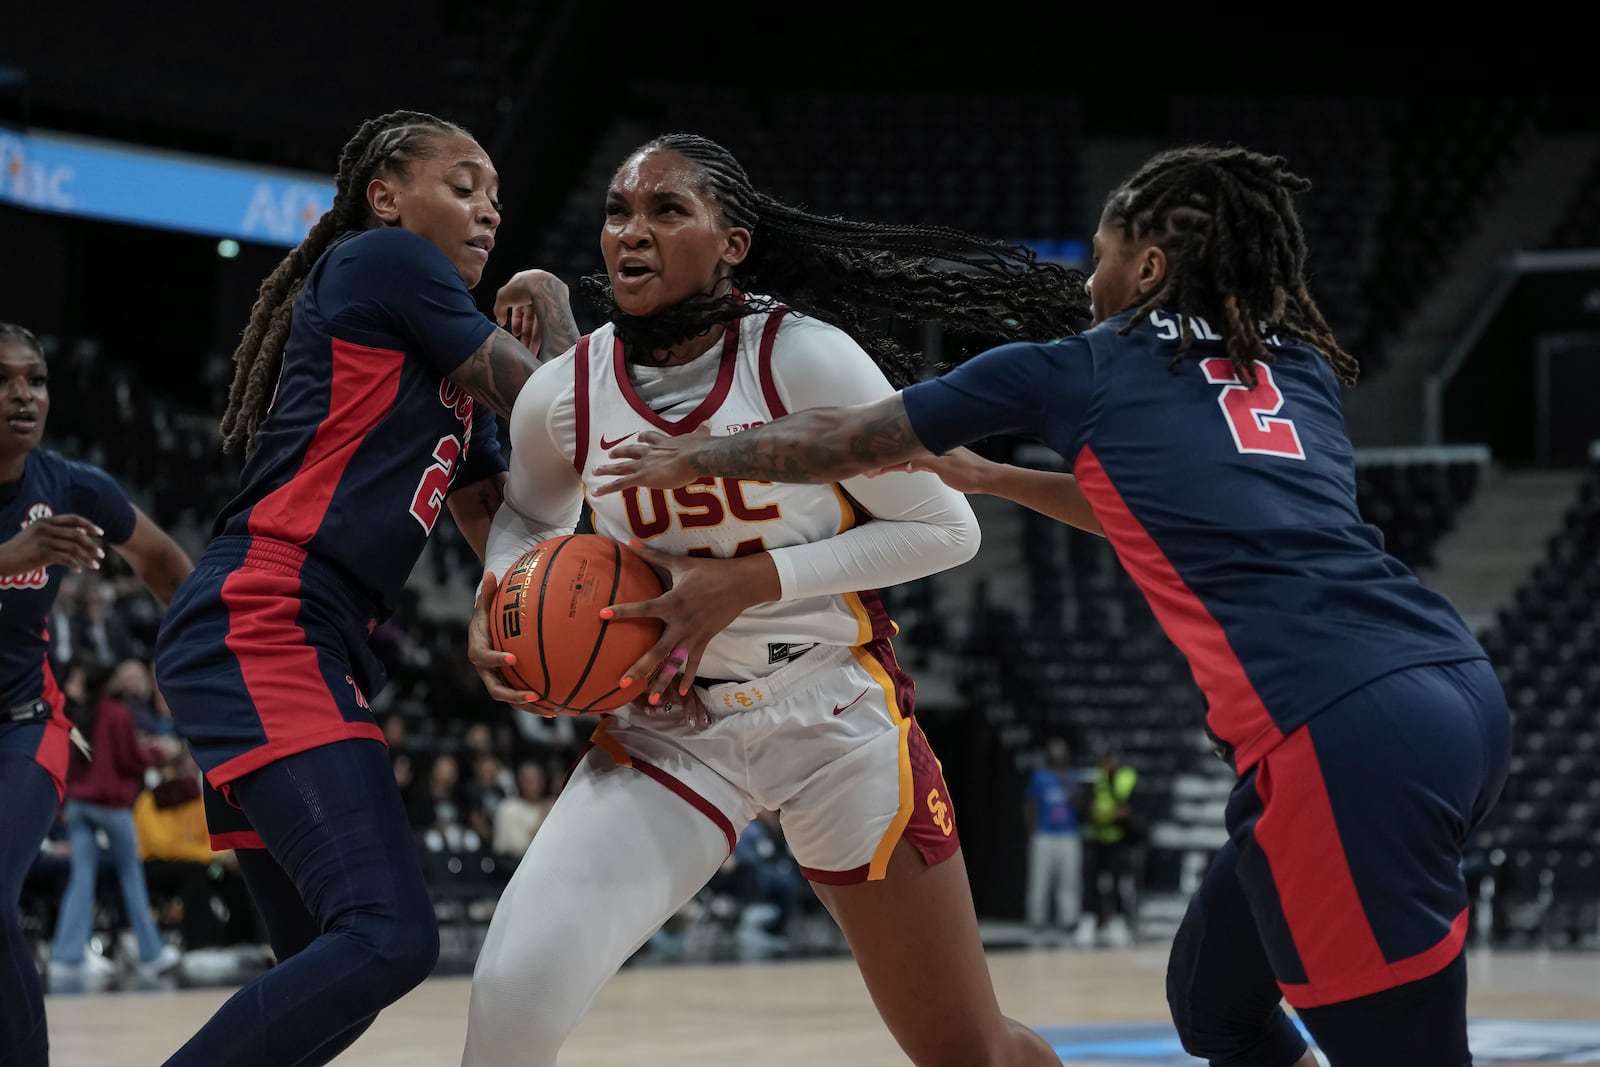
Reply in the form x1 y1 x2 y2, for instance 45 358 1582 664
49 946 1600 1065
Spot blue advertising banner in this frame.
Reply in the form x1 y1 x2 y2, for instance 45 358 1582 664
0 127 334 247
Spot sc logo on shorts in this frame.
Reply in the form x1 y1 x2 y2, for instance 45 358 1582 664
926 788 953 837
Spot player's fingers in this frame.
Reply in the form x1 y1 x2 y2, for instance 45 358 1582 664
595 442 648 462
643 642 690 707
617 634 676 693
39 531 101 570
598 594 668 623
46 514 105 537
677 645 707 698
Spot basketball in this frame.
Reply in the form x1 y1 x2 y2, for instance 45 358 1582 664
488 533 665 713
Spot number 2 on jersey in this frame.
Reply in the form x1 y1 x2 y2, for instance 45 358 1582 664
1200 358 1306 460
409 435 462 533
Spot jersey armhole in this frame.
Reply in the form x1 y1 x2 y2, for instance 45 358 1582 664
572 336 591 475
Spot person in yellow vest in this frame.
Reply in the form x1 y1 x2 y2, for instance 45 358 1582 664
135 754 258 952
1077 750 1139 948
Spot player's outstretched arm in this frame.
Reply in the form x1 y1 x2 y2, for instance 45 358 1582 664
112 507 194 606
886 449 1104 537
593 395 927 493
449 328 539 421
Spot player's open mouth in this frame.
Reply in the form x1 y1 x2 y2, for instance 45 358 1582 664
466 235 494 259
6 413 37 433
615 263 655 288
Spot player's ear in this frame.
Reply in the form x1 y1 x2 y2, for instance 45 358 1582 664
368 177 402 225
722 226 751 268
1136 243 1166 295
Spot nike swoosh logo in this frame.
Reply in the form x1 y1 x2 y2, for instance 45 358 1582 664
599 431 639 450
833 689 869 716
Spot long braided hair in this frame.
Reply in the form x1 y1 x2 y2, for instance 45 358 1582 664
220 111 470 454
582 133 1090 388
1102 145 1359 387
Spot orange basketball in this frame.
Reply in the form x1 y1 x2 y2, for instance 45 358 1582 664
489 534 665 713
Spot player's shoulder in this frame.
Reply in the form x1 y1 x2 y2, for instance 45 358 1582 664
763 308 866 363
327 226 453 278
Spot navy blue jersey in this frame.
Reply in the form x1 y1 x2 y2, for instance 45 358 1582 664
214 226 504 616
1 450 136 793
903 309 1484 771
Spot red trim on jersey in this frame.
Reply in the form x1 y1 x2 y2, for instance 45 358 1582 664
209 830 267 851
1074 447 1284 771
209 545 386 786
757 309 789 416
246 337 405 544
630 757 738 854
1254 729 1460 1008
1279 910 1470 1008
611 323 740 435
33 638 70 800
572 335 591 475
799 862 871 885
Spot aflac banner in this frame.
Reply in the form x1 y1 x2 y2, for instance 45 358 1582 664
0 127 334 247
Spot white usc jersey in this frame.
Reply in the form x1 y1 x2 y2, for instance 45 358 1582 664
573 312 894 680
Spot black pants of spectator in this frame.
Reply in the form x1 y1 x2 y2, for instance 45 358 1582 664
1085 838 1137 923
144 860 263 950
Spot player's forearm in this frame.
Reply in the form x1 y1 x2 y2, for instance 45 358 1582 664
448 473 507 563
484 499 576 581
769 513 979 601
979 467 1104 537
685 399 925 485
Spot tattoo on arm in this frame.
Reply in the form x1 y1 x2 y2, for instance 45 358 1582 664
687 398 924 484
474 475 505 519
452 329 538 420
531 283 580 364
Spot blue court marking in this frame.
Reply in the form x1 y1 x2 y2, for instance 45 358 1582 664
1037 1019 1600 1064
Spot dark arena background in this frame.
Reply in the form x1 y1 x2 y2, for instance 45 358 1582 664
3 7 1598 1065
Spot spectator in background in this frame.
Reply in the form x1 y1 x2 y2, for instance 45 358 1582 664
137 749 262 953
50 656 183 980
465 752 514 842
1024 735 1084 942
1078 749 1140 949
408 753 466 842
493 761 553 862
106 656 163 737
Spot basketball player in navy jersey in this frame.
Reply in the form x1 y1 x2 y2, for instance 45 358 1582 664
0 321 193 1066
151 111 574 1067
599 146 1509 1067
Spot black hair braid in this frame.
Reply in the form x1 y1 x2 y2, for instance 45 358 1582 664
0 322 44 358
220 110 470 453
1104 145 1359 387
581 133 1090 388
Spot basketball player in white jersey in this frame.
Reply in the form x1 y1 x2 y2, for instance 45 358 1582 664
461 134 1091 1067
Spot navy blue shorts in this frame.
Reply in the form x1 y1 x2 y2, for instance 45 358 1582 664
155 536 388 849
1226 658 1509 1010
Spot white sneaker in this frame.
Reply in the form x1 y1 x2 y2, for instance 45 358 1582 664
136 944 183 978
1103 915 1132 948
48 951 116 982
1073 916 1098 948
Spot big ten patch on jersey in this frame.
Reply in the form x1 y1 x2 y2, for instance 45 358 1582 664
406 378 478 536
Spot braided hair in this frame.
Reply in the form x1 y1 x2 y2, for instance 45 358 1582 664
0 322 43 358
1102 145 1359 387
582 133 1090 388
220 111 470 454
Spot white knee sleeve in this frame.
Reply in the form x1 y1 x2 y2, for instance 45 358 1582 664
461 749 730 1067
